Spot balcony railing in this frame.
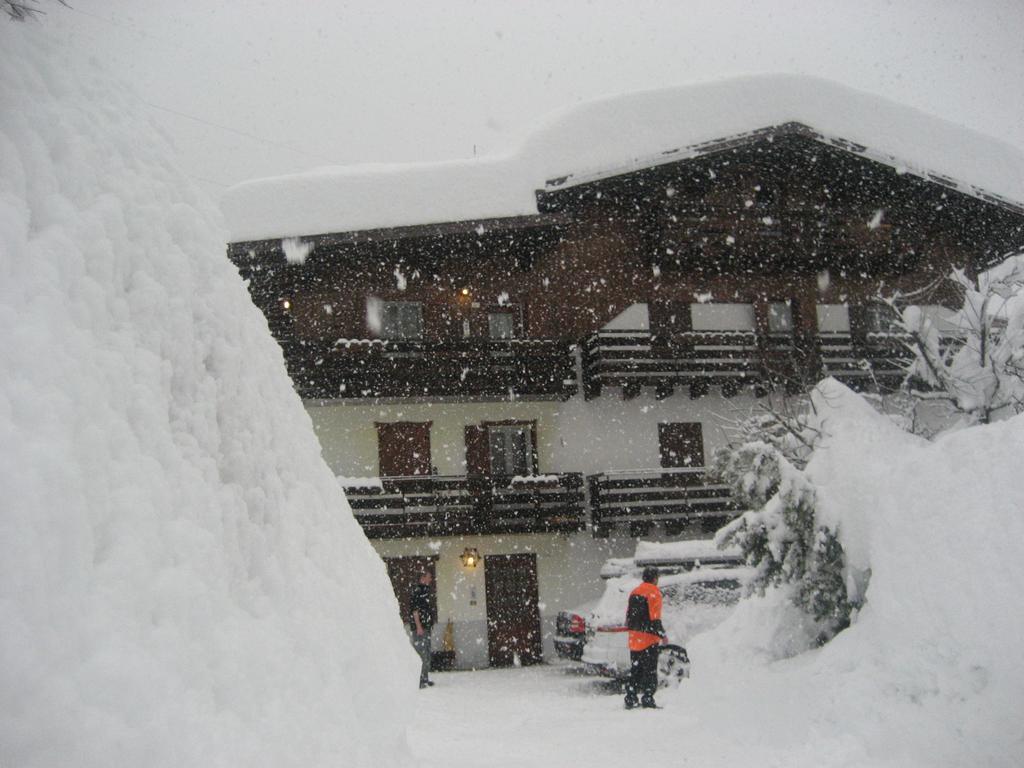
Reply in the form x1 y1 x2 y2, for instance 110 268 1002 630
817 332 913 389
342 473 586 539
581 329 791 399
588 468 742 537
284 338 578 400
582 328 915 398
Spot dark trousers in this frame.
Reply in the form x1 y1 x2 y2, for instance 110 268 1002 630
624 645 659 707
412 630 431 685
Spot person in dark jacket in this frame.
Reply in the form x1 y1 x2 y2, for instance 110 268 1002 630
410 570 436 689
624 566 667 709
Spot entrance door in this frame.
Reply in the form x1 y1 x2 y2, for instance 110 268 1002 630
484 553 543 667
377 421 432 476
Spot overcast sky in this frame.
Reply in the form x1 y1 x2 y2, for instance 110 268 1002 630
44 0 1024 200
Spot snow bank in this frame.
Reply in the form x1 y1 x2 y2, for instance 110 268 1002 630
680 380 1024 766
223 75 1024 241
0 21 414 768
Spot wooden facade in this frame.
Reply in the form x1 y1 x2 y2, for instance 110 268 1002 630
228 122 1024 539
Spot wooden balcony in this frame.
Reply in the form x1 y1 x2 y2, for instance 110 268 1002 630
581 329 792 399
582 328 916 398
817 332 913 390
343 473 586 539
588 468 742 537
281 337 578 400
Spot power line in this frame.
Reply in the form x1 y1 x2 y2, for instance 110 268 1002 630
139 98 338 164
65 4 339 164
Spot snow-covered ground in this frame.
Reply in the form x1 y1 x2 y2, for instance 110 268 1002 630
412 384 1024 768
408 664 698 768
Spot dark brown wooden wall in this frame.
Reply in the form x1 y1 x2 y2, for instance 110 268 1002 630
230 134 1024 345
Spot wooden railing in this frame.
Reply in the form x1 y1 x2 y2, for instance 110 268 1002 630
283 338 578 400
581 329 789 399
588 468 742 537
582 328 916 398
342 473 586 539
816 332 913 389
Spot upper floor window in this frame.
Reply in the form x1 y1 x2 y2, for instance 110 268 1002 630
380 301 423 340
816 304 851 333
863 303 901 334
767 301 794 333
488 312 516 339
690 303 756 331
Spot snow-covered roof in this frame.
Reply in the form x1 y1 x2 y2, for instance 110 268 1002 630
632 539 742 563
222 74 1024 242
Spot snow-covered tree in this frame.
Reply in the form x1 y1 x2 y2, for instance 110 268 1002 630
3 0 62 21
712 395 857 644
897 252 1024 425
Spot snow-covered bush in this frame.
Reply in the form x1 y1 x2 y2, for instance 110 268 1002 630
712 396 858 645
899 252 1024 425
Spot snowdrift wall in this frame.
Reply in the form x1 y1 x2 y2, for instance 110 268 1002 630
0 20 415 768
683 381 1024 767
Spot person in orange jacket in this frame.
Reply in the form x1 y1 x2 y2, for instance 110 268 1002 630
624 566 667 709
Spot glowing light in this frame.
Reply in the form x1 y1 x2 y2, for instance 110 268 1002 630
461 547 480 568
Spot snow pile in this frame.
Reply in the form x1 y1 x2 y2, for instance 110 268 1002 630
681 380 1024 766
223 75 1024 241
0 21 414 768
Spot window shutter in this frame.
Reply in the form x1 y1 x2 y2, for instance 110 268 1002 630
464 425 490 476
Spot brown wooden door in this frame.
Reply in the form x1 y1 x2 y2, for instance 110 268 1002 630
384 556 437 628
659 422 705 467
484 553 543 667
377 421 432 476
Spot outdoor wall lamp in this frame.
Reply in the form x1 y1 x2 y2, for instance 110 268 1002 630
461 547 480 568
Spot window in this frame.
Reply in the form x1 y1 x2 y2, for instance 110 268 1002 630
658 423 705 468
488 424 534 477
690 303 756 331
863 303 900 334
767 301 793 333
380 301 423 339
488 312 516 339
816 304 851 333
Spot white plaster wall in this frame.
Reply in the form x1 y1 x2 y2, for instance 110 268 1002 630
371 530 637 669
308 389 759 478
548 390 758 474
311 400 564 477
308 390 762 668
